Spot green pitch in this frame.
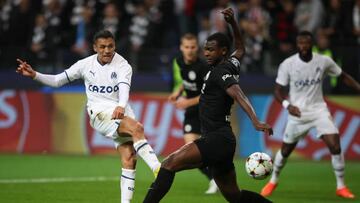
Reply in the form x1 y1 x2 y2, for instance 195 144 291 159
0 154 359 203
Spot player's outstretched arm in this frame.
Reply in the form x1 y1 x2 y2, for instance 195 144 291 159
16 58 69 88
221 8 245 59
226 84 273 136
339 71 360 93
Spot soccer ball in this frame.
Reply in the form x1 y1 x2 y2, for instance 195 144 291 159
245 152 273 180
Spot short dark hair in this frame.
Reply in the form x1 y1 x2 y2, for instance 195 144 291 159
206 32 231 54
93 30 115 43
297 30 314 42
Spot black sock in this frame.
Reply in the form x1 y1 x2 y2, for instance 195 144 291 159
143 168 175 203
237 190 272 203
199 166 212 180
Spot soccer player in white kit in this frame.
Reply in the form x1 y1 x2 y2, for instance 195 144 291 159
16 30 161 203
261 31 360 199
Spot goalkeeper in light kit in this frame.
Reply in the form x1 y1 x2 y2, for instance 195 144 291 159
16 30 161 203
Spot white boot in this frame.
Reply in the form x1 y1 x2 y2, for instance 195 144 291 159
205 179 218 194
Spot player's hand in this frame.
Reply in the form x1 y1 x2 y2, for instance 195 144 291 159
221 7 236 23
112 106 125 119
253 121 273 136
168 92 179 103
16 59 36 78
287 105 301 117
174 97 190 109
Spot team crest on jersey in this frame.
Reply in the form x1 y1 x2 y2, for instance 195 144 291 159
111 72 117 79
188 71 196 80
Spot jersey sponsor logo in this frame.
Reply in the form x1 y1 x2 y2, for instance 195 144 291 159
294 78 321 87
183 80 198 91
222 74 240 81
88 85 119 93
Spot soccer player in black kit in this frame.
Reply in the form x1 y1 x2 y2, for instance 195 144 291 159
143 8 273 203
168 33 217 194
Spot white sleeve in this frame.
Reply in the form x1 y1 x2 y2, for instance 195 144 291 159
34 72 69 87
275 61 289 86
324 56 342 77
117 61 132 107
63 61 83 82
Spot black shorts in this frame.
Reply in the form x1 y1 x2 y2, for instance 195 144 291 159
194 126 236 176
183 115 201 134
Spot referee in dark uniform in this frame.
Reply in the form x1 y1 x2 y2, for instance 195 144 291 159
144 8 273 203
168 33 217 194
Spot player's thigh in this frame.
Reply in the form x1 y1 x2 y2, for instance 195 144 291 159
117 141 137 169
183 133 201 143
314 113 339 138
162 142 203 172
117 116 143 136
283 119 312 143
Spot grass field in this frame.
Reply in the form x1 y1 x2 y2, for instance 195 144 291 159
0 154 359 203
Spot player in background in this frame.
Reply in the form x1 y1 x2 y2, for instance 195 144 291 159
168 33 217 194
261 31 360 199
16 30 161 203
143 8 273 203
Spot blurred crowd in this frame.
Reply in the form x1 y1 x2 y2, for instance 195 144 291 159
0 0 359 88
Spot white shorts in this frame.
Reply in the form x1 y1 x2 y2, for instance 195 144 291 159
88 104 136 148
283 109 339 143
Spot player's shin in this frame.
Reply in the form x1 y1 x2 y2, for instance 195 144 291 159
331 154 345 189
239 190 273 203
143 168 175 203
121 168 136 203
133 139 161 174
270 150 287 184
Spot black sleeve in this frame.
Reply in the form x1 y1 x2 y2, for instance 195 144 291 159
212 65 238 91
228 55 241 69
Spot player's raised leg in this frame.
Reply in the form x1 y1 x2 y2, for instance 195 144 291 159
117 142 137 203
261 142 297 197
321 134 355 199
118 117 161 176
143 142 203 203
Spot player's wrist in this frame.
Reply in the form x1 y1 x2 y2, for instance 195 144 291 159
282 100 290 109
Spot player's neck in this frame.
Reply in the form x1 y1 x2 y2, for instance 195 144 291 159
299 53 312 62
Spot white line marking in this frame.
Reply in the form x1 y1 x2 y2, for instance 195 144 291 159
0 176 119 184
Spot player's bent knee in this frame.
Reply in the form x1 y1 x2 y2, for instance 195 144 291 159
330 145 341 155
121 151 137 168
161 154 178 171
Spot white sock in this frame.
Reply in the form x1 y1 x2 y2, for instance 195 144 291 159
121 168 135 203
331 154 345 189
133 139 161 172
270 150 287 184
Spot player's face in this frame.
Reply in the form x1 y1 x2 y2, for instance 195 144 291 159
180 39 198 62
203 40 224 65
296 35 312 57
93 37 115 65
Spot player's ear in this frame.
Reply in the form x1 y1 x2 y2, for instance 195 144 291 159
93 44 97 53
221 47 227 56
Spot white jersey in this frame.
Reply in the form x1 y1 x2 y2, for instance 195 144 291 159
276 53 342 118
64 53 132 112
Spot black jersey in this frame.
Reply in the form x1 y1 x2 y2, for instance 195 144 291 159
199 56 241 133
174 55 210 116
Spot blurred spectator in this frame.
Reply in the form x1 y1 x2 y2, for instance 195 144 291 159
318 0 343 49
209 0 236 34
294 0 324 34
312 31 340 92
197 15 212 49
